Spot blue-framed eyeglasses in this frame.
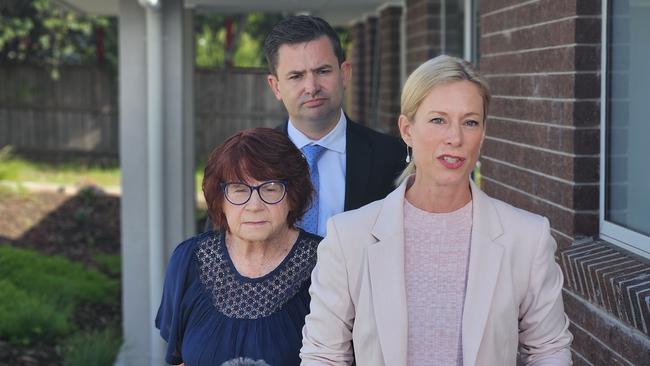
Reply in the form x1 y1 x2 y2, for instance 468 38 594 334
220 180 288 205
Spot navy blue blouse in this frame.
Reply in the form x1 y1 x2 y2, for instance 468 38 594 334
155 229 321 366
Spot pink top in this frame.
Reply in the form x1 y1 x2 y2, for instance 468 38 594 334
403 198 473 366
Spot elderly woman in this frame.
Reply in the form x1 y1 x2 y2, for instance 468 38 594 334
300 55 572 366
156 127 321 366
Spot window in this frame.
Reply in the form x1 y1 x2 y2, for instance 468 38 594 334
600 0 650 257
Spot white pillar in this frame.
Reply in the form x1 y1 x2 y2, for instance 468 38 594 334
118 0 195 364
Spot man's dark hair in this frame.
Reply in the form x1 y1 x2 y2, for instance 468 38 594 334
263 15 345 76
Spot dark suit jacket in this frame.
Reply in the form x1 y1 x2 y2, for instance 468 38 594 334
276 117 406 211
203 117 406 231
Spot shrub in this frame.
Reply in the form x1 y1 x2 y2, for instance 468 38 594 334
93 253 121 277
61 328 123 366
0 280 70 344
0 245 119 344
0 245 118 305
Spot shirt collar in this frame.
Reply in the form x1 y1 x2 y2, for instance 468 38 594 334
287 110 347 153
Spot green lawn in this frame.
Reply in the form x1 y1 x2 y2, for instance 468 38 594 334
0 155 121 187
0 148 206 194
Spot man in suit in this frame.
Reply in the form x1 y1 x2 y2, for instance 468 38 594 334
263 15 406 236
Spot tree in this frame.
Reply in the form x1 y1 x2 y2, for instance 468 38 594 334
194 12 283 69
0 0 117 78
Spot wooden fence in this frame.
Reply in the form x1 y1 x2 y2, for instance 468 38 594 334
0 64 286 162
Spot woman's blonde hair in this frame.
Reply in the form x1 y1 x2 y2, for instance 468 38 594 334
396 55 491 185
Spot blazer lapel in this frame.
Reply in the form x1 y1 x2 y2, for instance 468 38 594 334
344 120 371 210
462 180 505 366
368 181 409 366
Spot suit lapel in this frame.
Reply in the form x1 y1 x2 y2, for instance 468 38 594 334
462 180 505 366
368 182 409 366
276 120 289 134
344 120 371 210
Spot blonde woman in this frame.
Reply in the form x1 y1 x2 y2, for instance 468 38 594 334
300 55 572 366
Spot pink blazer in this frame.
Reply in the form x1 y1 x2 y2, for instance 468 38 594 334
301 179 572 366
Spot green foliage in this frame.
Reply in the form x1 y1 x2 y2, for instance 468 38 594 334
93 253 121 277
61 328 122 366
0 245 118 344
0 246 118 306
0 146 18 180
0 155 121 188
195 12 282 68
0 0 117 78
0 279 70 344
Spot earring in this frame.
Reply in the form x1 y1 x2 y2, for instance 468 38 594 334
405 145 411 163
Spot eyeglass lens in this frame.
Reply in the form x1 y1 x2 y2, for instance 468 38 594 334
225 181 286 204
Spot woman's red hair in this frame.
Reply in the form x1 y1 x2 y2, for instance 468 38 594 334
202 127 313 230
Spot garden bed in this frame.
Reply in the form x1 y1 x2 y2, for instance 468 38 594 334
0 187 121 366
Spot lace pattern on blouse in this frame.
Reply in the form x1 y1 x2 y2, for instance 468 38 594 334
196 232 319 319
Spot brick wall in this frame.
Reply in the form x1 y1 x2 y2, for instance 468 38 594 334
479 0 601 251
405 0 443 73
348 21 366 123
479 0 650 364
376 5 403 135
363 16 378 126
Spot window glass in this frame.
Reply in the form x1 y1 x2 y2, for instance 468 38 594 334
606 0 650 236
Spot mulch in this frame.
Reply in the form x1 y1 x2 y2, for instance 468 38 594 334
0 187 121 366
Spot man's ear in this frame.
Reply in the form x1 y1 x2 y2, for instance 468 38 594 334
267 74 282 101
340 61 352 90
398 114 413 146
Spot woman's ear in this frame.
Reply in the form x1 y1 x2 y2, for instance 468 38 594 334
398 114 412 146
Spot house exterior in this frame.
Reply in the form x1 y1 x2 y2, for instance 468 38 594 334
56 0 650 364
347 1 650 364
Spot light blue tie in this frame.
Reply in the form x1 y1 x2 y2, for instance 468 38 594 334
300 144 326 234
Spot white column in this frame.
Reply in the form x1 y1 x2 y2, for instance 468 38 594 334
118 0 151 364
118 0 195 364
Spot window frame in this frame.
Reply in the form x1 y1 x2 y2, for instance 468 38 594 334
463 0 478 63
599 0 650 258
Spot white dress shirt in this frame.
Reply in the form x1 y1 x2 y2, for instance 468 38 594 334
287 111 347 237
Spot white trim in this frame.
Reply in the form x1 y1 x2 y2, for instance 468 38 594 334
599 0 607 240
600 225 650 259
600 0 650 257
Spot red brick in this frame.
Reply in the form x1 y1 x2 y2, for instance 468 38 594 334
482 137 598 182
488 98 600 127
480 0 600 34
480 45 600 74
480 0 527 15
482 17 600 55
482 178 598 238
486 73 600 99
480 158 598 209
486 117 599 154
